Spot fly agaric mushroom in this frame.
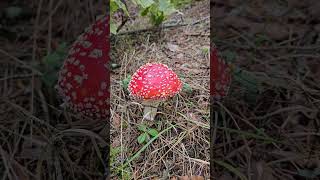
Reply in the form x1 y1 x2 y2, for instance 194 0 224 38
128 62 182 120
56 15 110 119
210 44 231 101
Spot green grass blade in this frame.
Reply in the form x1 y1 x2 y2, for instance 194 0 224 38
117 123 175 171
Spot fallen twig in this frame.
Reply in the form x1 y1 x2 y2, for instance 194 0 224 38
116 16 209 36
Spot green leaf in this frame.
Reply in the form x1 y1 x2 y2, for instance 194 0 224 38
159 0 176 15
41 42 68 87
170 0 192 8
110 146 121 165
56 42 68 56
44 53 61 67
42 72 58 87
137 124 147 132
233 69 262 92
137 133 147 144
136 0 155 8
5 6 22 19
182 83 192 93
122 75 132 91
298 168 320 178
110 0 119 13
222 50 237 63
150 11 165 26
43 43 67 66
110 20 118 34
111 63 121 69
113 0 129 15
140 7 150 16
110 147 121 157
254 34 272 46
147 128 159 137
201 46 209 54
233 69 262 104
117 124 175 171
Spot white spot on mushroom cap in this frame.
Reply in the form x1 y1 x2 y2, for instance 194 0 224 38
82 41 92 48
98 91 103 96
74 75 84 85
101 82 107 90
85 103 92 108
80 65 85 71
88 49 103 59
73 60 80 66
80 52 87 56
66 83 73 90
71 92 77 99
61 68 68 74
65 96 71 101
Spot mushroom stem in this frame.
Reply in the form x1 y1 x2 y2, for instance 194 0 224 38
142 100 161 120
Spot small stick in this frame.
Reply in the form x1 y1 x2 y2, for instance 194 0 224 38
116 16 209 36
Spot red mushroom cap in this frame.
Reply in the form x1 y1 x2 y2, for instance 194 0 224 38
128 62 182 100
210 45 231 100
56 15 110 119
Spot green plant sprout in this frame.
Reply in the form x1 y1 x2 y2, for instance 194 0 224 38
111 148 132 179
36 42 68 87
111 0 184 34
137 124 159 144
115 124 175 173
121 75 132 92
182 83 193 94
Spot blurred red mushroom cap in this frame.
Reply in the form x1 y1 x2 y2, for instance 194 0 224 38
211 45 231 100
56 15 110 119
128 62 182 100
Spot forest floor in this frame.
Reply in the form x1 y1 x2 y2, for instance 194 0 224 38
1 0 319 180
0 0 108 179
213 0 320 179
110 0 210 179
